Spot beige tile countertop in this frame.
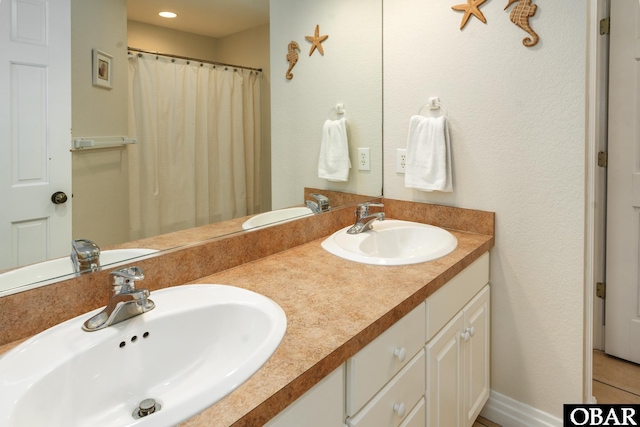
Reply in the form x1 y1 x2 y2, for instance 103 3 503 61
180 223 493 425
0 198 494 427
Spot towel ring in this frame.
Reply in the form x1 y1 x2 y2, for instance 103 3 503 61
329 103 348 120
417 97 448 117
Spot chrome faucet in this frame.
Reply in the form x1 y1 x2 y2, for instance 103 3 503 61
82 266 155 332
71 239 100 273
347 202 385 234
305 193 331 213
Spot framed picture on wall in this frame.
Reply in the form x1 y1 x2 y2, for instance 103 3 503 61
92 49 112 89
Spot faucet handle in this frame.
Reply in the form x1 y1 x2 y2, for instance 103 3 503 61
71 239 100 259
355 201 384 218
310 193 331 212
110 266 145 296
71 239 100 273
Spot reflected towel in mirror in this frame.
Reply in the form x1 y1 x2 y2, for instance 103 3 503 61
318 118 351 182
405 115 453 192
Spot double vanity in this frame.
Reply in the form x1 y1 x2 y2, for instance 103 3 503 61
0 196 494 427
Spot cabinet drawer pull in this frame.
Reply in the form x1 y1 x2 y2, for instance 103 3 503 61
393 347 407 362
393 402 406 418
468 326 475 337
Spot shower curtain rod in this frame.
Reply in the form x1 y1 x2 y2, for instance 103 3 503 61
127 47 263 73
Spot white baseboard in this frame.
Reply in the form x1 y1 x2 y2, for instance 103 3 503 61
480 390 562 427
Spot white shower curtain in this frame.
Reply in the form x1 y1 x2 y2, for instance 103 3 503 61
127 54 261 240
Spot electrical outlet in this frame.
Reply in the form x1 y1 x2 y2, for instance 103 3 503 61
358 147 371 171
396 149 407 173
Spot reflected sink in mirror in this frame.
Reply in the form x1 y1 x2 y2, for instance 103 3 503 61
321 220 458 265
0 249 158 297
0 284 287 427
242 206 314 230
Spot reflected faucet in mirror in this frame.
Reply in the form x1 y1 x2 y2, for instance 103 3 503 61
70 239 100 273
82 266 155 332
305 193 331 214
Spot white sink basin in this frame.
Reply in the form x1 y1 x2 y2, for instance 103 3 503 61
321 219 458 265
242 206 313 230
0 249 158 296
0 284 287 427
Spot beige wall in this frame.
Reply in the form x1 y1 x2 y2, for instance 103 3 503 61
71 0 130 246
270 0 383 210
382 0 587 421
127 21 217 61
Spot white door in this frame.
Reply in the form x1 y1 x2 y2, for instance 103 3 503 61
605 0 640 363
0 0 72 270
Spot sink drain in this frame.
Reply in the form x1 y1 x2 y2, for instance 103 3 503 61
132 398 161 419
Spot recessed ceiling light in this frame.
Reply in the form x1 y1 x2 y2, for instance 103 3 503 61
159 11 177 18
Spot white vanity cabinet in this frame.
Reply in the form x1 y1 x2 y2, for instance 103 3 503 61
265 364 345 427
268 252 490 427
425 253 490 427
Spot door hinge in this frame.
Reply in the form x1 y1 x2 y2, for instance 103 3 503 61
598 151 608 168
600 17 610 35
596 282 606 299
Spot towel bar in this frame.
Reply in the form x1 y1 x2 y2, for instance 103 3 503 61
72 136 137 151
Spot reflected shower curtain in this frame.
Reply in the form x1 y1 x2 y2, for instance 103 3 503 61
127 55 261 240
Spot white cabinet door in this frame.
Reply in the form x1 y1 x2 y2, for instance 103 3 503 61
426 284 491 427
463 286 490 427
266 364 345 427
426 311 464 427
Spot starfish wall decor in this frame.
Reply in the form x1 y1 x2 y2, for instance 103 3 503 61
452 0 488 30
305 24 329 56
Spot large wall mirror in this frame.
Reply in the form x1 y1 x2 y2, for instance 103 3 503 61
0 0 382 296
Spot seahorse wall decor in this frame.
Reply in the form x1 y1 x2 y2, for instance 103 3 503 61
286 41 300 80
504 0 539 47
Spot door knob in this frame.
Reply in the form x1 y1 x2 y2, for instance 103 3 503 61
51 191 68 204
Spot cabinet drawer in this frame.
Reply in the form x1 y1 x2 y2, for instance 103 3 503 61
399 397 425 427
426 252 489 342
347 349 425 427
346 302 426 416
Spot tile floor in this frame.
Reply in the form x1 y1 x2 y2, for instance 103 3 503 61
593 349 640 404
